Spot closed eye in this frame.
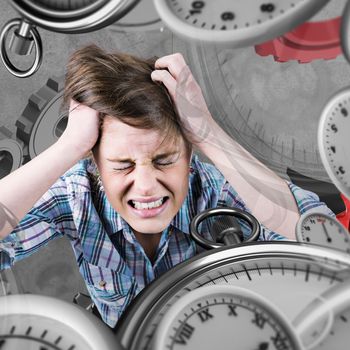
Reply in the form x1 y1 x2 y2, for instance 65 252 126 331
113 164 134 171
153 152 180 167
153 159 176 167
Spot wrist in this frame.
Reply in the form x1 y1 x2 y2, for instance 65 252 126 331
195 118 222 152
55 136 90 160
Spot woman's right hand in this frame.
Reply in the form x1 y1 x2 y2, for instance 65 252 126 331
58 99 101 155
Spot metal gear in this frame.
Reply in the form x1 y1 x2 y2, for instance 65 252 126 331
0 125 24 179
255 17 341 64
15 75 67 163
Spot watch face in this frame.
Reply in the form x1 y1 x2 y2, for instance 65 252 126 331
0 294 120 350
167 0 349 181
296 212 350 253
0 314 92 349
154 0 330 46
117 242 350 350
318 88 350 200
154 285 302 350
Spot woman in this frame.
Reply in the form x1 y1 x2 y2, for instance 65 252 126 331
0 44 333 328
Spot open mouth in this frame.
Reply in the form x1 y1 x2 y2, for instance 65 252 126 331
128 196 169 210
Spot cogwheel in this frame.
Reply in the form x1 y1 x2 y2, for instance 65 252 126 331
15 75 67 163
255 17 341 64
0 125 24 179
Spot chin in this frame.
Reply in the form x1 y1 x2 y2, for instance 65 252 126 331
130 219 170 235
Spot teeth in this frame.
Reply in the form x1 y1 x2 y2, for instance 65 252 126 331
132 197 165 210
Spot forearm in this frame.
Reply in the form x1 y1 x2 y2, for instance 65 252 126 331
0 139 87 239
151 52 300 238
198 120 300 239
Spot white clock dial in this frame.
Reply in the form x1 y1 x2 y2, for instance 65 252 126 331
153 0 330 46
318 88 350 200
117 243 350 350
0 294 121 350
154 285 302 350
296 212 350 253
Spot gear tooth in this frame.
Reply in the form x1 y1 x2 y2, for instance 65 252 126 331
299 59 312 64
0 126 13 139
46 76 65 92
255 18 341 64
15 117 32 143
28 93 47 110
15 75 65 162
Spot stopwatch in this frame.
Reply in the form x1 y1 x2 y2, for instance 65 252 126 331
153 0 330 46
296 212 350 253
153 285 303 350
318 88 350 200
116 242 350 350
0 294 122 350
1 0 140 77
8 0 140 33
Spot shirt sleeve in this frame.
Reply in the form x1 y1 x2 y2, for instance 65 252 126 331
0 176 76 270
218 179 336 241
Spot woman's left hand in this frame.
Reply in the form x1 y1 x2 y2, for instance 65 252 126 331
151 53 216 146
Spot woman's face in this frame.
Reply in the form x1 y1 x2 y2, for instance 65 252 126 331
93 117 191 235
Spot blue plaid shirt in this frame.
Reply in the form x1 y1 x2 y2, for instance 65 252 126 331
0 155 334 328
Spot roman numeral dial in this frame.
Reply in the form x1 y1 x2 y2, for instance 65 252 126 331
154 285 301 350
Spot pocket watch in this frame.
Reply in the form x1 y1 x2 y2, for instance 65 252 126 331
0 294 121 350
318 87 350 200
0 0 140 77
116 241 350 349
153 0 330 46
8 0 140 33
153 285 303 350
116 207 350 349
296 211 350 253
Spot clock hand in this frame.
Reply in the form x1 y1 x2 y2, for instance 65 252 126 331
322 222 332 243
256 342 269 350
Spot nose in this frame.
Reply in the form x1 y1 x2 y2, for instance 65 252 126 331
132 164 158 196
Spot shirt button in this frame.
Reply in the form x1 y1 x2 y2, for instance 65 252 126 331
99 280 107 287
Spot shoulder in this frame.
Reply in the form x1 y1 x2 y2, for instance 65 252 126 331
58 157 98 194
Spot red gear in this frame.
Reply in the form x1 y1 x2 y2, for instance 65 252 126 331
337 193 350 232
255 17 341 64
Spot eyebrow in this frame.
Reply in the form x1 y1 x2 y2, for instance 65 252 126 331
106 151 180 163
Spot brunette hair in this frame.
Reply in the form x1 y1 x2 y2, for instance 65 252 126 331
61 44 191 157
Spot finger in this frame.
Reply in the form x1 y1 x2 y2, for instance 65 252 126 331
154 53 188 80
151 69 177 100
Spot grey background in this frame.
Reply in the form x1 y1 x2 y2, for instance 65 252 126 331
0 0 349 304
